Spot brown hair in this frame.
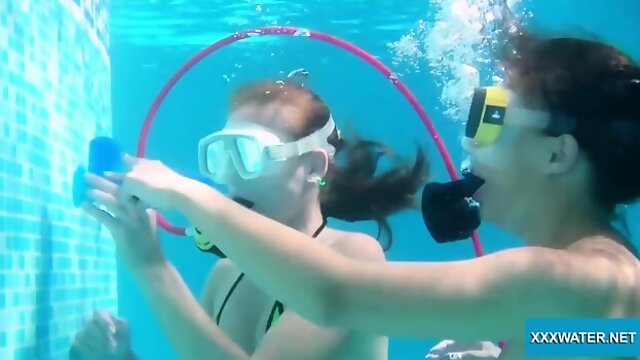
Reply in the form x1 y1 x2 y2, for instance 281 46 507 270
496 9 640 212
230 81 429 250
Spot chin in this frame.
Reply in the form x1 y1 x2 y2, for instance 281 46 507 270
478 200 502 223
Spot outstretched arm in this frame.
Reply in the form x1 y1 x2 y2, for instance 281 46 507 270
174 179 633 340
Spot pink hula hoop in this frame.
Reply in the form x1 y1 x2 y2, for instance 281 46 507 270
136 26 485 257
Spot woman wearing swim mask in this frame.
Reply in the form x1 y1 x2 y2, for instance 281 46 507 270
72 80 427 360
97 25 640 359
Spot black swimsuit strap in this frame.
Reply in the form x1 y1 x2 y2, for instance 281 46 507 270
214 218 328 328
215 272 245 324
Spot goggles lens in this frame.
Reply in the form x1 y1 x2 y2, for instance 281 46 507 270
465 86 508 146
204 136 265 178
235 137 263 174
205 139 226 175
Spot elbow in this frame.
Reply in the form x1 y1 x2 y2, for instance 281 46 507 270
314 267 359 329
304 268 354 329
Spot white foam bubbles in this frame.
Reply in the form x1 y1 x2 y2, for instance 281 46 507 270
389 0 526 121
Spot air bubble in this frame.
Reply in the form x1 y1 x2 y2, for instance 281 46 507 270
294 28 311 37
388 0 524 120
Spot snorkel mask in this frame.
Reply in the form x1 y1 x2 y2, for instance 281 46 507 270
193 115 339 257
198 115 338 183
421 86 510 244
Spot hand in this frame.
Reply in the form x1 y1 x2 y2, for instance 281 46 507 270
425 340 502 359
111 155 192 211
83 172 164 270
71 310 132 360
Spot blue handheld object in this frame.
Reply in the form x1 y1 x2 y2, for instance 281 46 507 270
88 136 124 175
72 137 123 207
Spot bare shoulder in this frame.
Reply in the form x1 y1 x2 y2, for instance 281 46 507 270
567 235 639 274
567 235 639 316
324 228 386 262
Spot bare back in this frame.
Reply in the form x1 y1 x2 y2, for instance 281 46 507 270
505 236 639 360
201 227 389 360
426 236 639 360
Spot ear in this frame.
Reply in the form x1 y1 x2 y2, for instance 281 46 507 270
546 134 580 174
308 150 330 178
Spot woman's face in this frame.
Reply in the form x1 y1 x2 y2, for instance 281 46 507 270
216 103 327 212
462 92 581 231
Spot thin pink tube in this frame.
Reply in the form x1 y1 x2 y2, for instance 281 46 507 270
136 26 485 257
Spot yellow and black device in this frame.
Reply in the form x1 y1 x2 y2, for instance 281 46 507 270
193 227 227 258
465 86 509 146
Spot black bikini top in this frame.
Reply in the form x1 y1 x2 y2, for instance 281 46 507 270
214 218 328 333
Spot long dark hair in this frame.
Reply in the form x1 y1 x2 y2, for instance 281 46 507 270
496 9 640 212
231 81 429 250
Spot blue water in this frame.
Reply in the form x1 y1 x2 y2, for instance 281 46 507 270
1 0 639 359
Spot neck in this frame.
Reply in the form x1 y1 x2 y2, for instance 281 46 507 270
520 196 613 249
285 200 325 236
258 195 325 237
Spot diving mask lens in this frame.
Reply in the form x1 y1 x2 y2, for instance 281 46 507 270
205 139 227 175
235 137 263 175
203 135 266 179
465 86 508 146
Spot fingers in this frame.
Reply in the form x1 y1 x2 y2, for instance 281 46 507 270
85 173 119 194
82 203 119 231
73 318 113 355
87 317 114 346
104 171 125 183
122 154 140 169
86 189 128 220
73 331 101 355
114 317 131 341
94 309 117 334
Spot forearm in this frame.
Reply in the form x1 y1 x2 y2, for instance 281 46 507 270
175 180 347 325
132 261 250 360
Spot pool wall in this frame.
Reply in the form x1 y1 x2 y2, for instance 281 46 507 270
0 1 115 359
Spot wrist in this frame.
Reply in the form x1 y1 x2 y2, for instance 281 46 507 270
129 256 172 281
173 178 225 222
172 178 202 215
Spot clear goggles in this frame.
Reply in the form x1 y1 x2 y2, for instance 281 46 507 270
198 116 338 181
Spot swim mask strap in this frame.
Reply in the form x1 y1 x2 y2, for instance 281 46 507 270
268 114 339 159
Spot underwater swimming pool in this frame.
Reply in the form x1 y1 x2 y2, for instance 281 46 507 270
1 0 639 359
